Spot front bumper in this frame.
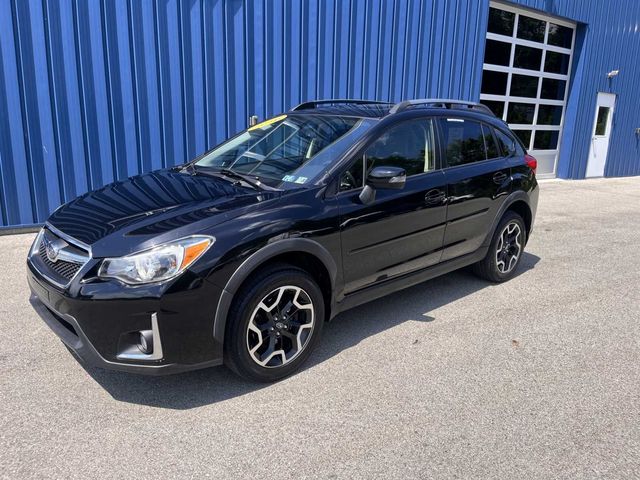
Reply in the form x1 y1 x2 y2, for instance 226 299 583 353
27 263 224 375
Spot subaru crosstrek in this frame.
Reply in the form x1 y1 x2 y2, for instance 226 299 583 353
27 99 539 382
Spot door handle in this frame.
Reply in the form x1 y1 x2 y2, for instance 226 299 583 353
492 171 508 184
424 189 446 205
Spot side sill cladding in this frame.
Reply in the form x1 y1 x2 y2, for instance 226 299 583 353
212 238 338 343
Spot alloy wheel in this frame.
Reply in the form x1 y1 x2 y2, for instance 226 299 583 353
495 222 522 274
246 285 315 368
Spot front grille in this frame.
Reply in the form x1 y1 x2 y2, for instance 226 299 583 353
35 228 90 284
38 241 83 279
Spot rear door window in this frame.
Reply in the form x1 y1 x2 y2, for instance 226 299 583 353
440 118 487 167
482 124 500 159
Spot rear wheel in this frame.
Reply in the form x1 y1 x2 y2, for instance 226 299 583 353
473 211 526 282
224 265 324 382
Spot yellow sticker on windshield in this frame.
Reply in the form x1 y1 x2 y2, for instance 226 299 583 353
248 114 287 131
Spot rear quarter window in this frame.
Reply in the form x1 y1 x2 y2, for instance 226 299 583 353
494 128 525 157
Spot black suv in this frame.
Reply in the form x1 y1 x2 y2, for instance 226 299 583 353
27 99 538 382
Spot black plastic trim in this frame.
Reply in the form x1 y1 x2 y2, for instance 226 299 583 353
212 238 338 342
481 190 533 248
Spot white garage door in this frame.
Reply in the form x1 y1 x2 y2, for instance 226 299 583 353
480 2 576 177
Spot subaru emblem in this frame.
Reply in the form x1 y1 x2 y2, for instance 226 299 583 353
43 236 65 263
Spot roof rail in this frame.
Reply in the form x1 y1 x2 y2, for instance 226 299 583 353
291 99 393 111
389 99 494 116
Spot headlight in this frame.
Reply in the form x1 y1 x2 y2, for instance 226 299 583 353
98 236 214 285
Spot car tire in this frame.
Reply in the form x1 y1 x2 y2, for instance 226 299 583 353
224 264 325 382
473 211 527 283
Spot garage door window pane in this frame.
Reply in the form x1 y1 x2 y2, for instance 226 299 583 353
484 39 512 66
533 130 559 150
517 15 546 42
507 103 535 124
548 23 573 48
480 100 505 118
541 78 567 100
537 105 563 125
510 74 539 98
513 45 543 70
488 7 515 36
544 51 570 75
513 130 532 148
481 70 508 95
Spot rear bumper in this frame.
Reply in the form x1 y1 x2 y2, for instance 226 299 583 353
27 264 224 375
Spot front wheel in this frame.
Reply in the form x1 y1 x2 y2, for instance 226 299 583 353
224 265 324 382
473 211 526 283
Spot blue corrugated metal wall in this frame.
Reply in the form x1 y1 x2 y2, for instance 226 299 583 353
0 0 488 228
0 0 639 229
508 0 640 179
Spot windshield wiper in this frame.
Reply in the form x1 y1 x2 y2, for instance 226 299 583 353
193 165 266 191
218 169 266 191
184 162 197 175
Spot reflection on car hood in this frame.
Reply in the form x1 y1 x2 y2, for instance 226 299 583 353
47 169 279 256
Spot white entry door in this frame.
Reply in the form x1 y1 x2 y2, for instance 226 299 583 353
586 92 616 177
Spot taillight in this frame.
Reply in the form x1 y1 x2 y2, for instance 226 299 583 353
525 154 537 175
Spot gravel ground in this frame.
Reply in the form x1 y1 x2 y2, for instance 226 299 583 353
1 177 639 479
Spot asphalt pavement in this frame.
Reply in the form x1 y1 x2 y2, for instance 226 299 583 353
1 177 639 479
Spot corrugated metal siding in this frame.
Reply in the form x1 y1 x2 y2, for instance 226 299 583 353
0 0 487 228
507 0 640 178
1 0 639 228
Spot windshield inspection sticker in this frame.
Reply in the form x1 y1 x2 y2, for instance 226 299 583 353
282 175 308 184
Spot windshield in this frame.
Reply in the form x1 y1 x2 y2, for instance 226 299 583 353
194 114 375 188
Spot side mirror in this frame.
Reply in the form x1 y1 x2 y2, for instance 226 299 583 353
359 166 406 204
367 166 406 190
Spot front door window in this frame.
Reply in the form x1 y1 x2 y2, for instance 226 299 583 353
340 118 436 191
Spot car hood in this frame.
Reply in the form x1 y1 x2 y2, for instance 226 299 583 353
47 169 280 257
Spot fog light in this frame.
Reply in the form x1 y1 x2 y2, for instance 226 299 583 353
116 313 163 361
137 330 154 354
